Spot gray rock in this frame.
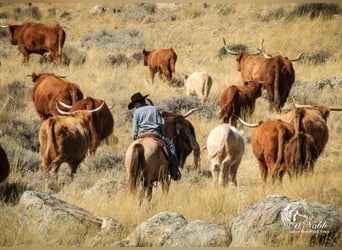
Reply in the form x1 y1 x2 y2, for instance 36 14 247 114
163 220 231 247
18 191 103 246
116 211 188 247
229 195 341 247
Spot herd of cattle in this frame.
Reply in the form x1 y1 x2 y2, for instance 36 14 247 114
0 22 341 199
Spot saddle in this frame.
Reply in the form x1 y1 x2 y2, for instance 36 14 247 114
138 132 171 161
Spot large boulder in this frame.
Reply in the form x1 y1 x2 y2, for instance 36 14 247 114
114 211 187 247
163 219 231 247
229 195 341 247
17 191 120 246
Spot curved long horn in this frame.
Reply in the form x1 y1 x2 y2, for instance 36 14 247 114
289 52 304 62
57 100 73 109
232 114 259 127
329 107 342 111
88 101 105 113
223 37 238 55
56 101 71 115
259 39 272 59
294 103 312 108
56 100 105 115
295 103 342 111
0 25 8 28
183 108 200 118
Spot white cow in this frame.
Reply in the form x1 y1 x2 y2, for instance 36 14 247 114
206 124 245 187
183 71 212 102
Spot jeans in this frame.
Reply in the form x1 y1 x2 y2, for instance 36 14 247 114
161 135 179 178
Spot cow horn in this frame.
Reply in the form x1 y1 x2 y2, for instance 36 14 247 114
56 101 71 115
87 101 105 113
295 103 342 111
183 108 200 118
57 100 73 109
294 103 312 108
329 107 342 111
289 52 304 62
0 25 8 28
233 114 259 127
56 100 105 115
222 37 238 55
259 39 272 59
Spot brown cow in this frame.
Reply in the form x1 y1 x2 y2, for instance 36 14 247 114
31 72 84 120
39 102 104 190
9 22 66 65
161 109 200 171
236 113 319 185
219 80 263 127
143 47 177 84
223 38 303 111
0 145 10 183
57 96 114 143
283 104 342 158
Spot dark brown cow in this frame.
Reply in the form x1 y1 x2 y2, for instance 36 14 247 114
143 48 177 84
39 102 104 189
9 22 66 65
223 38 303 111
161 109 200 171
0 145 10 183
31 72 84 120
58 96 114 144
219 80 263 127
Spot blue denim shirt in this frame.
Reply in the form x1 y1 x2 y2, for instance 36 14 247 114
132 104 164 140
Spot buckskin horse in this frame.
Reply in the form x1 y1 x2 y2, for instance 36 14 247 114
125 136 171 204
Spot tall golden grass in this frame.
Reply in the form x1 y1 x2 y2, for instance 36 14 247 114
0 2 341 247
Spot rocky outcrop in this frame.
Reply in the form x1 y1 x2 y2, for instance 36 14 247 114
114 211 188 247
17 191 120 246
163 219 231 247
229 195 341 247
17 192 341 247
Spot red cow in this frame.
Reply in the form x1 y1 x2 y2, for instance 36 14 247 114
9 22 66 65
31 72 84 120
143 48 177 84
219 80 263 127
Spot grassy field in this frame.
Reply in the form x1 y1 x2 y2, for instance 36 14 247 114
0 2 341 247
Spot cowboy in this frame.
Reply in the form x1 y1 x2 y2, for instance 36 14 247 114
128 92 181 181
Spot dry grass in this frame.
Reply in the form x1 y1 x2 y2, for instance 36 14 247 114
0 2 341 247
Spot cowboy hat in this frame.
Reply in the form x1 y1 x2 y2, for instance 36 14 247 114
128 92 149 110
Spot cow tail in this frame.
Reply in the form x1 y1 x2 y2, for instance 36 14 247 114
170 50 177 73
203 76 212 101
57 26 66 64
219 88 236 123
88 115 100 154
285 109 318 176
128 144 145 194
273 57 281 110
273 126 287 180
42 119 56 165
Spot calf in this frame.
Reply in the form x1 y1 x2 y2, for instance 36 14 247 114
183 72 213 102
219 80 263 126
143 48 177 84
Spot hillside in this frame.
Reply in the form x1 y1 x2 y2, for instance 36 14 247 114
0 2 341 247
